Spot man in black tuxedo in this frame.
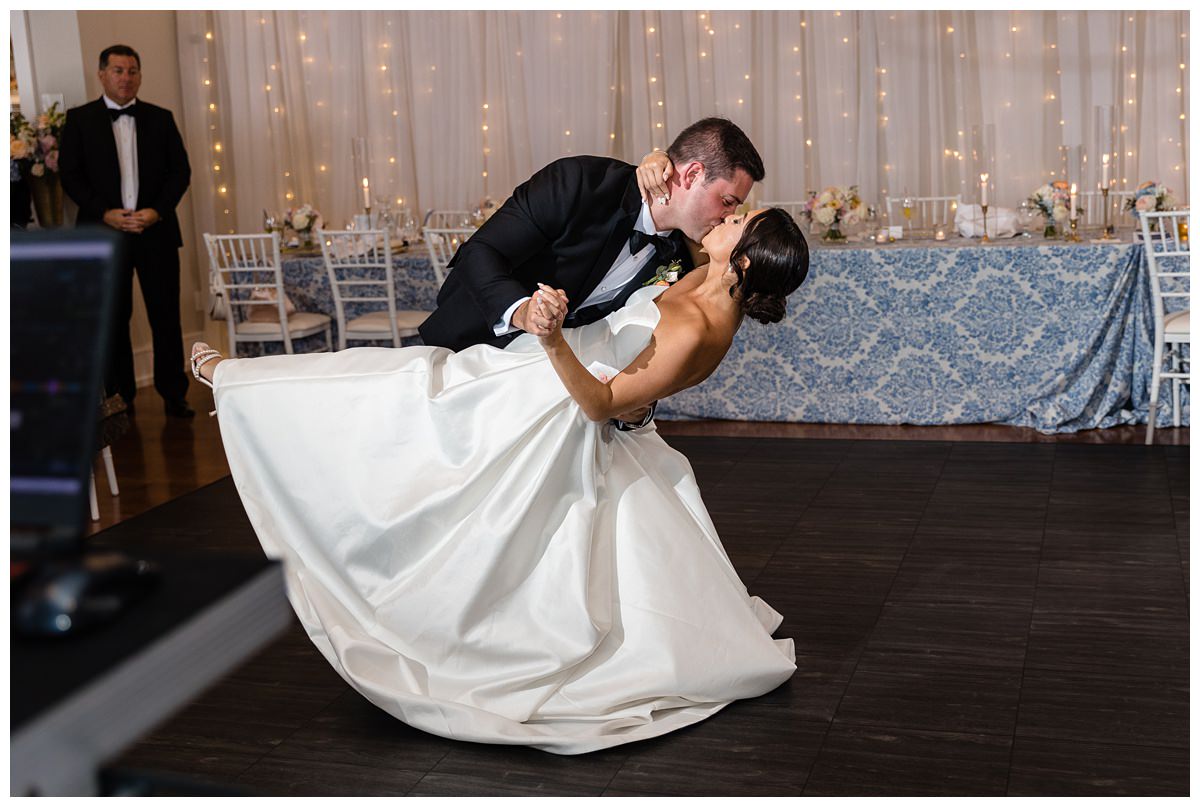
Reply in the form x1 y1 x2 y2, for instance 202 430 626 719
419 118 764 357
60 44 194 418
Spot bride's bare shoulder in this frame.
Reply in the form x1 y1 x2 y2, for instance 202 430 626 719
652 291 734 370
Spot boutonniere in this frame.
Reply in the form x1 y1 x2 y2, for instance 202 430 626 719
642 258 683 287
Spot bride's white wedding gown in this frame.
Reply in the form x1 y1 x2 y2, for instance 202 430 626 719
213 285 795 754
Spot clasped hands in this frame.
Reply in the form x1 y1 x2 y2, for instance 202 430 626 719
103 208 160 234
524 284 651 425
517 283 568 343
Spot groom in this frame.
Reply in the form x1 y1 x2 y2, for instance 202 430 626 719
418 117 764 355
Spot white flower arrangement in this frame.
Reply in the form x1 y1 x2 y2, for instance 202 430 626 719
284 203 323 234
1125 181 1178 219
801 185 863 240
1027 181 1077 237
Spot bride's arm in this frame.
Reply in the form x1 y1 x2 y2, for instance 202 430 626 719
536 286 715 423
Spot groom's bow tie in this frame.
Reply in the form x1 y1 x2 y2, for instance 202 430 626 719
628 229 677 261
108 106 136 121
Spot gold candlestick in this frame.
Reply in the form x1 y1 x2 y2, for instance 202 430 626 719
1099 187 1115 239
981 204 990 243
1068 217 1081 242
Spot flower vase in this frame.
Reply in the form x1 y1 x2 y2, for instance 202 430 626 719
822 220 846 242
1043 223 1057 239
29 172 64 228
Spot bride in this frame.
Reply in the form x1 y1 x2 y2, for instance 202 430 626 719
191 205 809 754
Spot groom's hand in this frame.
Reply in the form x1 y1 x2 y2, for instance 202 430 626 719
522 285 568 340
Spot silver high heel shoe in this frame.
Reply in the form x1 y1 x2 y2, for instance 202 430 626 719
190 342 223 416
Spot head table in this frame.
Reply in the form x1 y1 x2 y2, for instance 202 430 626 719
254 233 1184 433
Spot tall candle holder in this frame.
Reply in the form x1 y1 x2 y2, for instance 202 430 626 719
980 204 990 243
1068 217 1081 242
1098 187 1115 240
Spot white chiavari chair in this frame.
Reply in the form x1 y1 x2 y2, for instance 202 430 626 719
423 227 477 285
1079 190 1135 228
204 232 332 357
318 229 428 350
422 209 474 230
885 195 961 231
1140 209 1190 444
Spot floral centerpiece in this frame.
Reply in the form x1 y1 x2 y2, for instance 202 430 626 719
1027 181 1073 238
10 102 65 179
800 185 863 241
11 103 67 226
1124 181 1178 227
284 203 323 246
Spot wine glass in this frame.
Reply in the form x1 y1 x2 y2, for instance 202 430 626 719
397 209 416 243
901 196 915 233
1016 200 1037 239
374 195 392 231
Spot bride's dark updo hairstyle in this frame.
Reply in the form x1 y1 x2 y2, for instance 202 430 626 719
728 208 809 324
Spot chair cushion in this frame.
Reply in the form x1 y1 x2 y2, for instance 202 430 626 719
345 309 429 333
1165 309 1190 338
236 311 331 335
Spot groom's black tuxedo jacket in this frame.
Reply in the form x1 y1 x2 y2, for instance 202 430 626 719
59 97 191 250
418 156 693 352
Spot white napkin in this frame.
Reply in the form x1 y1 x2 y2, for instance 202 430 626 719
955 204 1020 238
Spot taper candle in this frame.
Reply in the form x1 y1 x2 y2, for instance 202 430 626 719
980 173 989 207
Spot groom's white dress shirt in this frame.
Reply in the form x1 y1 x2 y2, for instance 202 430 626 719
493 200 671 336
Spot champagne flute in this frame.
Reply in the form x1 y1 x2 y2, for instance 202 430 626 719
901 196 915 233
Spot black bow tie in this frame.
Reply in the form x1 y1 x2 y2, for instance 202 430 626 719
109 106 135 121
629 229 677 261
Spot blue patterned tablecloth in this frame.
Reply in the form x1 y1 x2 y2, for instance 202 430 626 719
658 239 1187 432
260 239 1186 433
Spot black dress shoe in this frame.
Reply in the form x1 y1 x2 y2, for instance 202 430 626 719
164 398 196 418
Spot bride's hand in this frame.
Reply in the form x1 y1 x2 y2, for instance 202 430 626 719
636 149 674 206
534 283 569 343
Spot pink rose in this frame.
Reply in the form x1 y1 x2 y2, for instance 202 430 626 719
1135 195 1156 212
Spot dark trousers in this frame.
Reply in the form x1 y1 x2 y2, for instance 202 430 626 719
106 235 189 404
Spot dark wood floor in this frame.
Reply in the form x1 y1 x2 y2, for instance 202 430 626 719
97 384 1189 795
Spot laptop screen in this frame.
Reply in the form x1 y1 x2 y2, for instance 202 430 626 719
11 228 122 553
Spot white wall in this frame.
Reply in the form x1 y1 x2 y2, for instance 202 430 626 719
11 10 87 114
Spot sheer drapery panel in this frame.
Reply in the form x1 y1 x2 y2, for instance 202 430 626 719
176 10 1188 240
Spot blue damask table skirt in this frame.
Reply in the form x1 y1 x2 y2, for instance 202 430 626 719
260 240 1185 433
658 240 1187 432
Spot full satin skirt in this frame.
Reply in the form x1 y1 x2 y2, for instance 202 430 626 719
212 287 795 754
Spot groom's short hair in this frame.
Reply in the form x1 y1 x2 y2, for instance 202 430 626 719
668 118 764 184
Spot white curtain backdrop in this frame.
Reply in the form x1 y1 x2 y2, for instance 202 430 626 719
175 10 1189 239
